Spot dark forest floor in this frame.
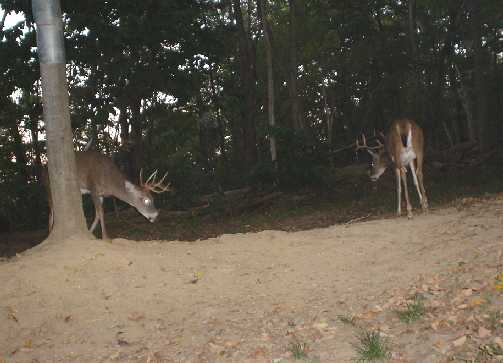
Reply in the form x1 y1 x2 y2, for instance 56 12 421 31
2 151 503 258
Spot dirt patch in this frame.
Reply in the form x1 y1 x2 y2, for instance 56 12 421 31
1 196 503 362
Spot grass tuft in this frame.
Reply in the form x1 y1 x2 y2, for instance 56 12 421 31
395 295 426 323
289 341 309 360
353 329 391 362
338 314 357 326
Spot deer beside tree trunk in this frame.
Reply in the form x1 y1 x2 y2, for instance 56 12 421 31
42 150 170 240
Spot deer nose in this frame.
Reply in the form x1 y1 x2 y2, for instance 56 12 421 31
148 211 159 223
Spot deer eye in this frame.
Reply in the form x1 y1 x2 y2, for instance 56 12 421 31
143 198 151 205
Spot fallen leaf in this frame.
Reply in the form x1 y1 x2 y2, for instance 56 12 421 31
358 311 378 320
461 288 473 297
117 338 130 346
7 306 18 323
313 322 328 330
128 312 145 321
23 339 32 349
251 348 266 358
478 326 491 338
452 335 467 347
471 298 486 306
493 337 503 349
224 340 240 349
64 315 72 323
433 339 449 354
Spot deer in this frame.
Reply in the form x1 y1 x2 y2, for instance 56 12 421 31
42 150 170 240
355 118 428 218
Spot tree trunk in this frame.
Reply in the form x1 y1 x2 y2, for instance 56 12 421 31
9 120 30 185
232 0 258 169
407 0 418 115
29 116 43 181
470 2 488 151
130 98 143 183
33 0 90 242
208 69 227 161
257 0 277 166
288 0 303 130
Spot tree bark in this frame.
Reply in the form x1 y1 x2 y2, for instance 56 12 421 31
257 0 277 166
130 98 143 183
470 2 489 151
232 0 258 169
288 0 303 130
33 0 90 242
9 120 30 185
407 0 419 116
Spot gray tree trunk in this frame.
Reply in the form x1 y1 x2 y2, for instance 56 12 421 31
33 0 90 242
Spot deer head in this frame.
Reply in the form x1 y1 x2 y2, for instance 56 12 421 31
124 169 171 223
355 134 387 182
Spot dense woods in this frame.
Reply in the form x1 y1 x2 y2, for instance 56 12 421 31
1 0 502 232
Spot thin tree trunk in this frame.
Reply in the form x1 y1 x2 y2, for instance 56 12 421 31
208 69 227 161
130 99 143 182
232 0 258 169
455 65 476 142
0 10 7 33
9 121 30 184
30 117 43 181
407 0 418 116
288 0 303 130
470 2 488 151
257 0 277 166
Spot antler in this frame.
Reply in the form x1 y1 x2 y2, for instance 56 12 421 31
141 170 171 193
355 134 383 152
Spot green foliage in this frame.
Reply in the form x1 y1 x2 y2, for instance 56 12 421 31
1 0 503 233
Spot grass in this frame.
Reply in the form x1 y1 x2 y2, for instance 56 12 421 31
475 343 503 362
487 310 503 330
395 295 426 323
353 329 391 362
337 314 357 326
289 341 309 360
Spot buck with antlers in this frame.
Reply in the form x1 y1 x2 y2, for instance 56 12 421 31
43 150 170 239
355 119 428 218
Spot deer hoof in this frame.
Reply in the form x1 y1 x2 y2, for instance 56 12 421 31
407 211 413 219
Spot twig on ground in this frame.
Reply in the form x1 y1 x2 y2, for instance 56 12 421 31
344 214 371 226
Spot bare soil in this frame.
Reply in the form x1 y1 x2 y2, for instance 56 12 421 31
1 195 503 363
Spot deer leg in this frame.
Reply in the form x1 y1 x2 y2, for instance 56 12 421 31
395 168 402 216
409 160 424 207
91 194 108 240
89 214 99 233
416 165 429 210
48 208 54 232
400 167 413 218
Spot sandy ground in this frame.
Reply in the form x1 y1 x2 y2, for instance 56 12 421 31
1 196 503 363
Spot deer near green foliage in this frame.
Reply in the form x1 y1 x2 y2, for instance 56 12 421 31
42 150 170 239
355 119 428 218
